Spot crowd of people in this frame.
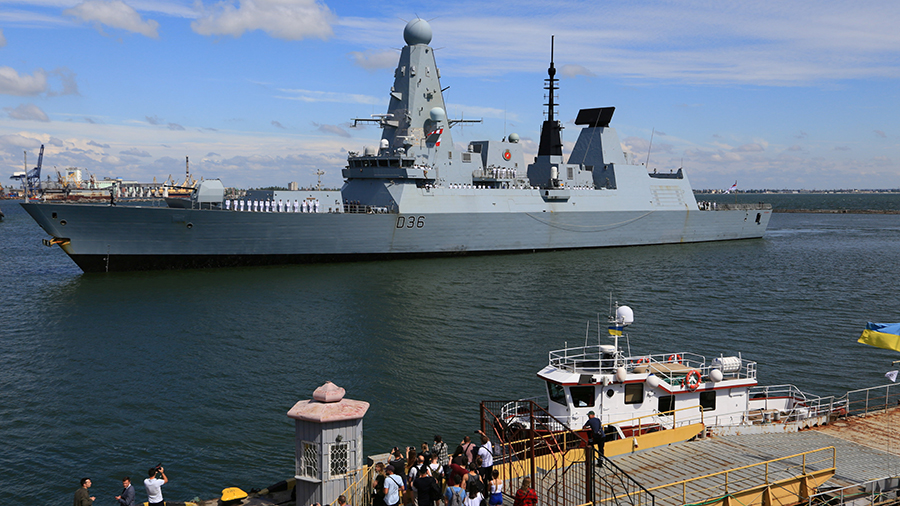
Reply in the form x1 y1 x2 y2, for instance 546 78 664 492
371 433 537 506
74 466 168 506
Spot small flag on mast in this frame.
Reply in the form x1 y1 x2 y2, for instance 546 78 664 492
608 324 623 336
724 181 737 194
886 370 898 383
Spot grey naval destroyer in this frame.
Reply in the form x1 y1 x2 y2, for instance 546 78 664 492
21 19 771 273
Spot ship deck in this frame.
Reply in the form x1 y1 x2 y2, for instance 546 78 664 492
592 408 900 504
519 408 900 506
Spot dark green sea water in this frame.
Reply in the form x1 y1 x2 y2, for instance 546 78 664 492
2 195 900 505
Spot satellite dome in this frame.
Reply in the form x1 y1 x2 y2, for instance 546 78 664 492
404 18 432 46
429 107 446 122
508 133 520 143
616 305 634 326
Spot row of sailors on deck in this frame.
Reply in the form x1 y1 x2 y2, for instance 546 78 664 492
224 199 321 213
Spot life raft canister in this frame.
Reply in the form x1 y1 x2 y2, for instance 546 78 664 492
503 150 511 161
684 369 701 391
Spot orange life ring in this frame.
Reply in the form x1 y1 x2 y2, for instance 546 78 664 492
668 354 682 363
503 150 511 161
684 369 701 391
636 357 649 365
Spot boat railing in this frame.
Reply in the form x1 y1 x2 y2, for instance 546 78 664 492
548 345 619 374
498 397 567 432
626 352 758 385
601 405 705 433
839 383 900 418
748 384 848 420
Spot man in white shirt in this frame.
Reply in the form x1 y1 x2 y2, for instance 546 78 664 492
476 432 493 489
144 466 168 506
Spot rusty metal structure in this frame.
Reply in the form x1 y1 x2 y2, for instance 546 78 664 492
480 399 655 506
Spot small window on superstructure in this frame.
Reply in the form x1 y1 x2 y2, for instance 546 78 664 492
658 395 674 414
700 391 716 411
624 383 643 405
448 151 452 159
570 386 595 408
547 381 566 406
462 153 471 163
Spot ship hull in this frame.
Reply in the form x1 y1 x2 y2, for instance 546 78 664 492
22 199 771 273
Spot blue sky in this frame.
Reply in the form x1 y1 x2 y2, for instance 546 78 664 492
1 0 898 190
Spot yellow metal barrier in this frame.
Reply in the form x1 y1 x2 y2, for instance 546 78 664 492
601 447 836 506
329 465 372 506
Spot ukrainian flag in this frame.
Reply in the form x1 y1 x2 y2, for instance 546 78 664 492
858 322 900 352
608 324 623 336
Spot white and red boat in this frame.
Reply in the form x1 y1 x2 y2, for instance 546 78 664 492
502 303 847 440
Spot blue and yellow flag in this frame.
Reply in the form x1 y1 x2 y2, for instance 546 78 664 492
608 324 623 336
858 322 900 352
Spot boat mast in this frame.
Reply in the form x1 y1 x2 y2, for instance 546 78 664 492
538 36 563 157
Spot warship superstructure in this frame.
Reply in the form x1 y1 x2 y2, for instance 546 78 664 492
21 19 771 273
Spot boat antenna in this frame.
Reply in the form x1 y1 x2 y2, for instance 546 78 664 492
584 320 590 348
645 128 655 168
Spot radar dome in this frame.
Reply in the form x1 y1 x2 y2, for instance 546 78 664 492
616 305 634 326
429 107 446 122
404 18 432 46
508 133 520 143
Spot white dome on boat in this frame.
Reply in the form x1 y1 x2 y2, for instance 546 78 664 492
599 345 616 354
508 133 520 143
615 367 627 382
364 145 377 156
616 305 634 326
709 369 724 382
646 374 660 388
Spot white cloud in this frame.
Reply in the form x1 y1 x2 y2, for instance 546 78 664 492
560 64 594 78
0 28 6 48
313 123 350 138
0 67 48 95
276 88 384 106
191 0 335 41
120 147 152 157
349 49 397 71
5 103 50 121
167 122 184 130
64 0 160 38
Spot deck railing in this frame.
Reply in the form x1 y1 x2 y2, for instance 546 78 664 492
841 384 900 417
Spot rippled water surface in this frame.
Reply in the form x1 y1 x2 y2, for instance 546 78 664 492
2 196 900 504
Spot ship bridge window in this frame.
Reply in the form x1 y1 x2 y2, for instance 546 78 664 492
378 160 389 167
700 391 716 411
570 386 595 408
547 381 566 406
658 395 674 415
624 383 643 405
402 159 414 167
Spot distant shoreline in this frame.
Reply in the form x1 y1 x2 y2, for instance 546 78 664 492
774 208 900 214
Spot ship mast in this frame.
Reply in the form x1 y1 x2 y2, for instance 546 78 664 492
538 35 563 157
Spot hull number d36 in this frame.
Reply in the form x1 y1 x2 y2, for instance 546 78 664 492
397 215 425 229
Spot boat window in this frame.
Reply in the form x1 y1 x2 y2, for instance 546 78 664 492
567 166 574 180
547 381 566 406
402 159 413 167
570 386 595 408
658 395 675 415
624 383 643 405
700 391 716 411
378 160 389 167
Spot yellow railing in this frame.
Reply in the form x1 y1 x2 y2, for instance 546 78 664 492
600 446 836 505
329 465 372 506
